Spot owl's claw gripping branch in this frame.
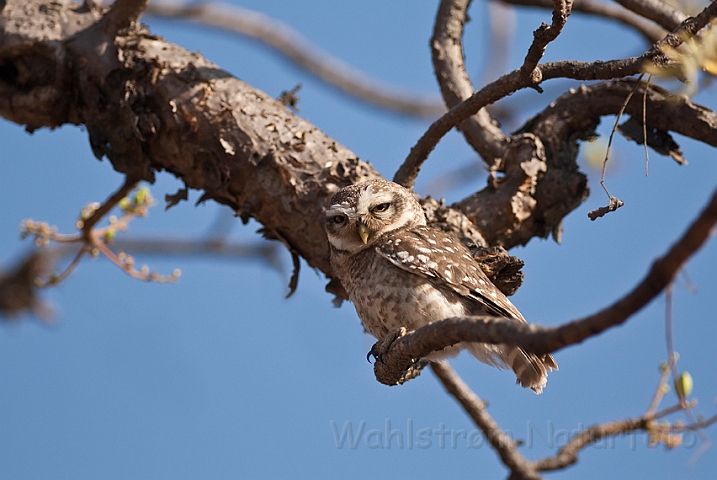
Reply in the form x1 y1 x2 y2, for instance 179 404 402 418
367 326 409 364
369 326 429 386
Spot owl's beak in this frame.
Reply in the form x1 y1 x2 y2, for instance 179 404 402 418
356 222 369 244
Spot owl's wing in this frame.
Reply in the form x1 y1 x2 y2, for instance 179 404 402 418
375 226 525 321
375 225 558 392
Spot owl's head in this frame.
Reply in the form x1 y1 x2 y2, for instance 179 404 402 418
324 179 426 253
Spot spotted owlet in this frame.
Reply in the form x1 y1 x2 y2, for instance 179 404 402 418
324 179 557 394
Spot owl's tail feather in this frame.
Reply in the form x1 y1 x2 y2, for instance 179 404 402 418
507 347 558 394
464 343 558 394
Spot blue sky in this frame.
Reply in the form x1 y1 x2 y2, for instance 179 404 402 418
1 1 716 479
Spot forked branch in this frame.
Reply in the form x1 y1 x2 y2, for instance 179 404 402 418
394 0 717 189
432 355 716 478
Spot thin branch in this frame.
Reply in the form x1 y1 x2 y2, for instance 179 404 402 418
645 361 672 418
80 176 138 236
501 0 666 43
589 74 646 220
520 0 573 84
38 245 90 287
144 2 445 117
531 399 715 472
643 75 651 175
397 0 574 187
530 355 710 471
430 0 509 163
433 351 714 475
101 0 149 36
393 0 717 188
374 185 717 384
532 416 645 471
614 0 686 31
431 362 541 480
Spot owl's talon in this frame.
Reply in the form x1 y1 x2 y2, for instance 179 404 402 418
367 326 408 364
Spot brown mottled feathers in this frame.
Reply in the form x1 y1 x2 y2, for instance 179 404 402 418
325 179 557 394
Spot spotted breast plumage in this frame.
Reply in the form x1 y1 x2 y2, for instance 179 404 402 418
324 179 557 393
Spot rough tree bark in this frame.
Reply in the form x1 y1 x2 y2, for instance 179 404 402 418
4 1 717 478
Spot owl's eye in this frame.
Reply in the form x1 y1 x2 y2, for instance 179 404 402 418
372 202 391 213
333 215 347 224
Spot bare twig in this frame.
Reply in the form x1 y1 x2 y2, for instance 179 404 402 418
433 357 714 475
80 176 138 236
591 75 645 220
532 416 645 471
531 400 716 471
431 0 509 164
38 245 90 288
22 182 181 285
520 0 573 85
501 0 666 43
431 362 541 480
144 2 445 117
643 75 651 175
644 359 672 418
374 185 717 384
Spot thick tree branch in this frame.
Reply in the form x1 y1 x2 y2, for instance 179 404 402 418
0 0 393 279
145 2 445 118
431 0 509 164
374 184 717 385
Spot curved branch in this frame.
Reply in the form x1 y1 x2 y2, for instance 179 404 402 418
431 0 509 164
501 0 666 43
614 0 686 31
144 2 445 118
406 0 572 188
374 185 717 385
532 416 645 471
